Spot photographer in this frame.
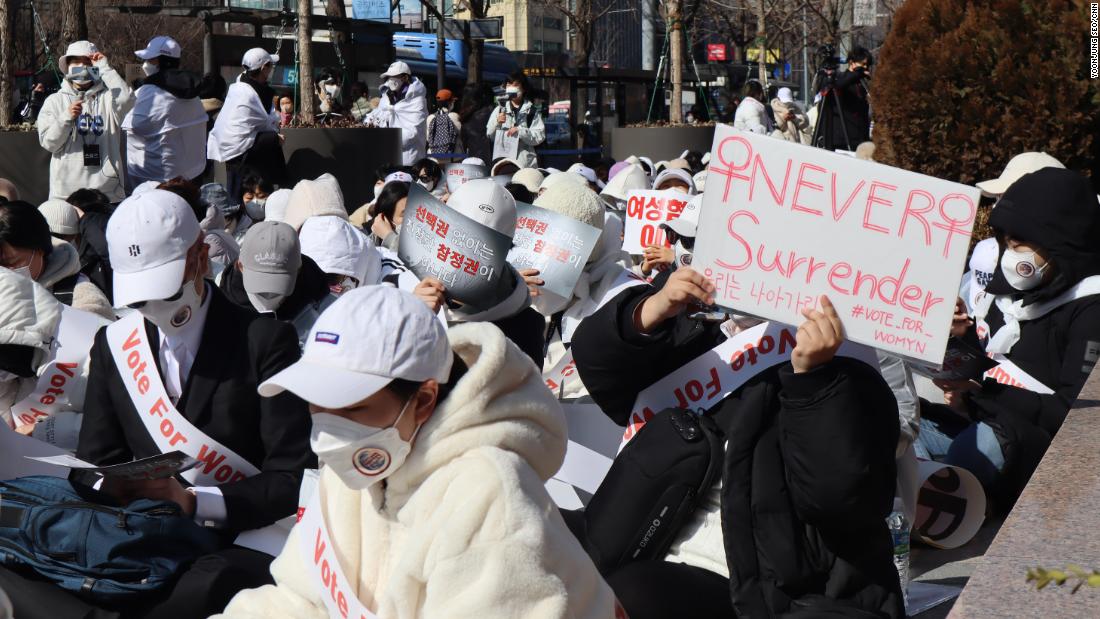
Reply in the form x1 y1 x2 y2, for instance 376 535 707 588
822 46 872 150
485 71 545 168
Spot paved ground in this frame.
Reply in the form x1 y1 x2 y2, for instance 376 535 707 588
909 519 1003 618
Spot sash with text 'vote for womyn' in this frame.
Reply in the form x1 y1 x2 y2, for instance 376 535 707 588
983 355 1054 395
545 321 879 508
105 312 303 554
300 488 379 619
10 305 106 427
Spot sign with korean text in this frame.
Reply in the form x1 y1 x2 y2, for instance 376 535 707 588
693 126 979 364
398 184 513 310
443 163 487 193
507 202 602 298
623 190 688 255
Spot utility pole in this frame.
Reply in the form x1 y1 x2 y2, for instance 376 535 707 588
668 0 683 123
0 0 11 129
436 0 445 93
802 4 809 107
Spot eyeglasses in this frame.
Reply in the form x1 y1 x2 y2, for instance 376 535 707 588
665 230 695 250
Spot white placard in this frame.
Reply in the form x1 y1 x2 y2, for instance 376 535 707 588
913 460 986 549
622 190 689 255
493 129 520 161
692 126 979 364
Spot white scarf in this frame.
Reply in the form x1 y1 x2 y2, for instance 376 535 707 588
979 275 1100 354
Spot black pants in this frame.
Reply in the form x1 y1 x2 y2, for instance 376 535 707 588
605 560 735 619
0 546 274 619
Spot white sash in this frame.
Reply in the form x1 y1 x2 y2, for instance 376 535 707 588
11 306 106 426
104 312 260 485
543 351 579 395
299 489 380 619
622 321 878 446
984 356 1054 394
975 276 1100 354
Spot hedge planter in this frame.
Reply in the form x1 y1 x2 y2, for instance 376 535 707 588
0 130 53 205
610 126 716 162
283 127 402 210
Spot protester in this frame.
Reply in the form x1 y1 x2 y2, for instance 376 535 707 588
365 61 428 165
412 157 445 197
68 188 315 617
733 79 771 135
770 86 811 144
363 180 409 251
412 179 545 365
207 48 288 198
278 95 294 127
65 187 114 301
315 70 343 117
494 157 523 178
38 198 80 245
0 200 113 319
486 71 545 168
511 166 544 195
922 168 1100 507
651 168 696 194
198 183 242 279
458 83 495 163
347 81 373 121
600 162 648 211
572 271 903 617
214 286 617 618
427 88 462 156
123 36 207 189
37 41 133 201
827 46 873 150
220 221 331 346
262 187 293 224
239 169 274 226
299 215 381 296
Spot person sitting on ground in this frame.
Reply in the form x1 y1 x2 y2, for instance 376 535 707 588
65 188 114 302
572 269 903 618
196 182 243 280
38 198 81 246
921 168 1100 509
215 285 619 619
412 157 445 198
299 214 381 300
361 179 410 250
0 201 113 319
73 188 316 618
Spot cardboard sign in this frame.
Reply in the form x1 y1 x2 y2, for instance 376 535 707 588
693 126 979 364
507 202 602 298
398 184 513 310
622 190 688 254
914 460 986 549
493 130 520 161
912 337 999 381
443 163 487 193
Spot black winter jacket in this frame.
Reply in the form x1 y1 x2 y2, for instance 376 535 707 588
572 285 904 618
968 168 1100 504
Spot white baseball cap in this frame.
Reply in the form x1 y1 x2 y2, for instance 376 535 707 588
380 61 412 79
135 36 181 60
446 178 517 238
662 194 702 238
107 189 201 307
777 87 794 103
299 216 373 283
567 163 598 186
59 41 98 74
976 152 1065 197
259 286 453 408
653 168 696 194
242 48 279 71
461 157 486 168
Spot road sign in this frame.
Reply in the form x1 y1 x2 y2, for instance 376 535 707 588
854 0 877 27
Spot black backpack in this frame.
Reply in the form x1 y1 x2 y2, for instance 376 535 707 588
578 408 724 574
428 109 458 154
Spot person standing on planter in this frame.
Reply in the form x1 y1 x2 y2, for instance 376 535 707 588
123 36 208 190
207 48 288 200
364 61 428 165
36 41 133 202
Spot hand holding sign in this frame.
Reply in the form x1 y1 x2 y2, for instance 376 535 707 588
950 297 974 338
635 267 716 333
792 296 845 373
518 268 544 298
414 277 447 313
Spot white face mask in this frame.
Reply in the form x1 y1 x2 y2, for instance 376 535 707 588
247 291 285 314
309 398 420 490
243 198 267 222
141 61 159 77
384 78 402 92
674 239 693 267
66 65 99 88
324 84 339 97
329 276 359 296
506 87 520 98
140 279 203 336
417 179 436 192
1000 247 1049 292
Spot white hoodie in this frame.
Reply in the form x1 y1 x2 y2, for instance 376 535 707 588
365 78 428 165
122 79 208 185
215 322 617 619
36 58 133 201
208 78 281 162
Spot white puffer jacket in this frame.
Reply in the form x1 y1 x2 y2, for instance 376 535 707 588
216 322 618 619
0 271 62 427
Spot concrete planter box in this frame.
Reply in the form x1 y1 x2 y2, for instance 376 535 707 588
0 130 53 205
283 127 402 210
610 126 717 162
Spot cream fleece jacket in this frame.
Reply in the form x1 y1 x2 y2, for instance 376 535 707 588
215 322 617 619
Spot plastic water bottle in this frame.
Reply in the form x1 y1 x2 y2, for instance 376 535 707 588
887 498 911 610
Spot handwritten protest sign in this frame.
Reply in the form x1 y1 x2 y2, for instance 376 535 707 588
507 202 602 298
693 126 979 364
443 163 488 193
398 184 513 310
622 190 688 254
